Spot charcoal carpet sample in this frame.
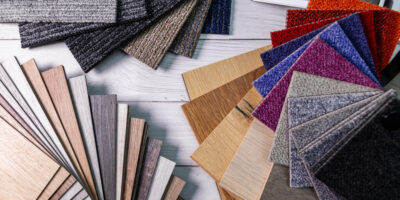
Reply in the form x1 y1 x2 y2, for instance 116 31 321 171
201 0 232 34
262 70 380 166
0 0 117 23
122 0 198 69
169 0 212 58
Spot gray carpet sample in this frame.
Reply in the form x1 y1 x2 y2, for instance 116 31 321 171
169 0 213 58
0 0 117 23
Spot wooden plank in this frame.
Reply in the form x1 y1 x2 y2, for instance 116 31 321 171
219 119 274 200
191 87 263 182
147 157 176 200
42 65 97 200
90 95 118 200
123 118 148 200
162 176 186 200
0 117 59 199
39 167 70 200
60 182 83 200
50 175 76 200
72 189 89 200
182 67 265 143
69 75 104 200
136 138 163 200
182 45 271 100
116 104 129 200
21 59 86 187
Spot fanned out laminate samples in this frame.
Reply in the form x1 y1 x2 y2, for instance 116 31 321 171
116 104 130 200
124 118 148 200
147 157 176 200
191 87 263 182
42 66 97 200
219 119 274 200
90 95 118 200
0 117 59 199
162 176 186 200
69 75 104 200
136 138 163 200
51 175 77 200
182 45 272 100
38 167 70 200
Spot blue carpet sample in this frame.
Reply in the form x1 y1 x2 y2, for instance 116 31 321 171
201 0 231 34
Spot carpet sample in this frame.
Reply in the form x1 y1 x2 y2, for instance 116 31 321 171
314 99 400 200
201 0 232 34
253 37 381 131
169 0 212 58
262 70 380 166
0 0 117 23
122 0 198 69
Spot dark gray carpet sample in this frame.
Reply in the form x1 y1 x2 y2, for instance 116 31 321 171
117 0 148 22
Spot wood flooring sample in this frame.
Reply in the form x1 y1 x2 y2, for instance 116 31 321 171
50 175 76 200
136 138 163 200
191 87 263 182
39 167 70 200
73 189 89 200
182 67 266 143
220 119 274 200
147 157 176 200
123 118 148 200
0 117 59 199
61 182 83 200
69 75 104 200
162 176 186 200
90 95 118 200
183 45 271 100
42 66 97 200
116 104 129 200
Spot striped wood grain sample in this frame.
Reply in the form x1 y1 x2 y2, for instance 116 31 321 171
182 67 266 143
124 118 148 200
147 157 176 200
191 87 263 182
219 119 274 200
42 66 97 200
50 175 76 200
61 182 83 200
72 189 89 200
162 176 186 200
69 75 104 200
0 117 59 199
21 59 86 187
90 95 118 200
39 167 70 200
116 104 129 200
136 138 163 200
182 45 272 100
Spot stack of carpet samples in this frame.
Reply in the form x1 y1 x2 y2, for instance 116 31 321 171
15 0 232 72
181 0 400 199
0 57 185 200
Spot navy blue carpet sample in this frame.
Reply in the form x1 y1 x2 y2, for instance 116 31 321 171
315 100 400 200
201 0 231 34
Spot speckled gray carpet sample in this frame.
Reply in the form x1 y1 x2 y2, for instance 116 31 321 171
287 91 381 188
0 0 117 23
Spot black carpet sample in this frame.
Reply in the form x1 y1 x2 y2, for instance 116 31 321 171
315 99 400 200
201 0 231 34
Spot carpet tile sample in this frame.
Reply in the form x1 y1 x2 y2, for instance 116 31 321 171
122 0 198 69
202 0 232 34
264 70 379 166
170 0 213 57
0 0 117 23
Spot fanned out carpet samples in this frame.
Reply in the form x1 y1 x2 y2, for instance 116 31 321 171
0 57 184 200
181 0 400 199
19 0 233 72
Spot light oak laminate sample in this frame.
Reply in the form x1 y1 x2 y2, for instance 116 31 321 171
0 117 59 199
147 156 176 200
50 175 76 200
90 95 118 200
42 66 97 200
162 176 186 200
39 167 70 200
69 75 104 200
116 104 129 200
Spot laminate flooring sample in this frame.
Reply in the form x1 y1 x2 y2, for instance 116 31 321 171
38 167 70 200
73 189 89 200
61 182 84 200
136 138 162 200
0 117 59 200
50 175 76 200
124 118 148 200
147 157 176 200
219 119 274 200
162 176 186 200
90 95 118 200
116 104 129 200
69 75 104 200
191 87 263 182
183 46 272 100
42 66 97 200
